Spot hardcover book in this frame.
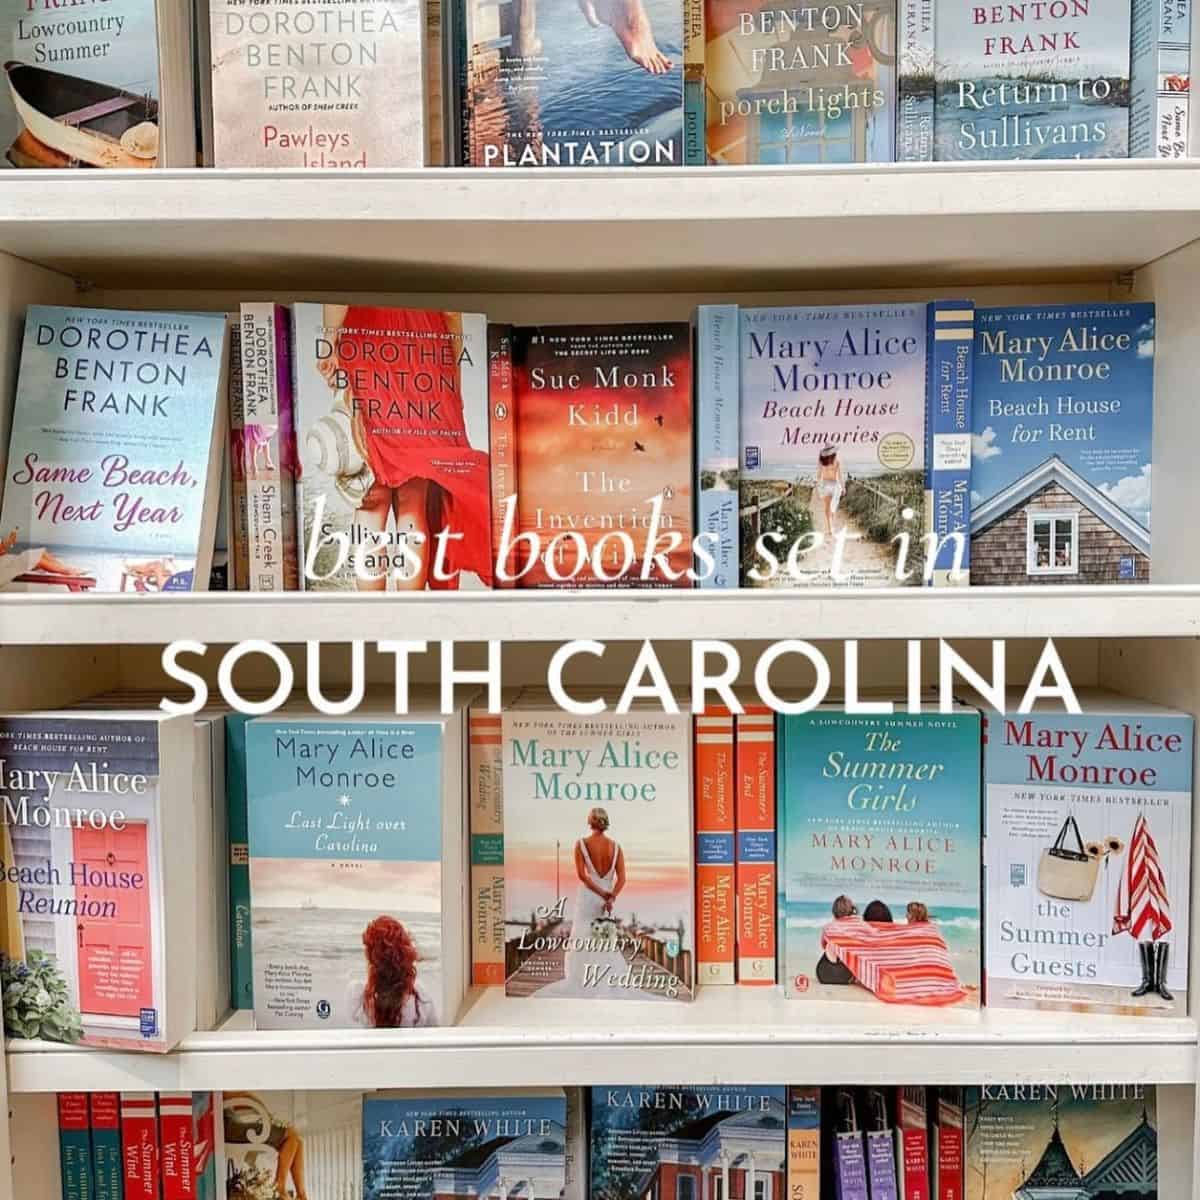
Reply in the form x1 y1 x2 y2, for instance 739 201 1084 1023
120 1094 159 1200
897 0 935 159
893 1088 929 1200
863 1090 898 1200
462 0 683 166
57 1093 93 1200
779 705 982 1008
291 303 491 592
227 323 249 590
984 692 1192 1016
932 0 1131 159
695 305 739 588
508 324 694 588
502 706 694 1000
0 712 196 1051
0 305 228 594
970 303 1155 586
1131 0 1191 158
364 1089 567 1200
695 706 735 984
89 1093 123 1200
683 0 705 161
245 712 466 1029
787 1086 821 1200
964 1084 1157 1200
931 1088 963 1200
828 1090 869 1200
705 0 896 163
469 705 506 985
209 0 425 166
739 304 929 588
590 1086 784 1200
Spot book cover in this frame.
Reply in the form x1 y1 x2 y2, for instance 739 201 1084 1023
510 323 694 588
898 0 935 159
931 1088 963 1200
502 708 694 1000
696 706 736 984
894 1089 929 1200
964 1084 1156 1200
0 712 195 1051
704 0 896 163
590 1086 784 1200
779 706 982 1008
970 303 1155 586
119 1094 159 1200
695 305 740 589
925 302 974 587
0 1 162 169
159 1093 196 1200
238 303 298 591
932 0 1131 159
736 704 775 985
462 0 683 166
224 713 253 1011
739 304 928 588
226 322 249 590
58 1093 94 1200
246 715 460 1029
828 1090 869 1200
364 1091 567 1200
291 303 491 592
0 305 227 594
469 707 505 985
984 695 1192 1016
90 1093 124 1200
1131 0 1190 157
209 0 425 166
863 1090 898 1200
488 324 517 588
787 1087 821 1200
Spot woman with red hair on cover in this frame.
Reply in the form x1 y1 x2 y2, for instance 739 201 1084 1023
318 304 491 590
347 915 438 1028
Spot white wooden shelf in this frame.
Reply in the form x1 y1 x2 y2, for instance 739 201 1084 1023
6 989 1195 1092
1 586 1197 646
0 162 1198 290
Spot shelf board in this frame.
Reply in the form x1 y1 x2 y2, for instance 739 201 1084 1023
1 586 1198 646
7 989 1195 1092
1 162 1199 290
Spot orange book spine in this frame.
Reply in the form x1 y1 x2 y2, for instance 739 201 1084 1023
736 704 776 984
488 324 517 588
696 706 736 985
469 709 505 984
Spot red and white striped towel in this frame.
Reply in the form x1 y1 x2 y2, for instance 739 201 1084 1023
1113 813 1173 942
820 917 969 1006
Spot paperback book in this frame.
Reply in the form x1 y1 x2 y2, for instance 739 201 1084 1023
57 1093 92 1200
970 303 1155 586
502 706 694 1000
694 305 739 587
787 1086 821 1200
0 306 228 593
209 0 425 166
736 703 775 984
779 705 982 1008
245 713 466 1029
984 692 1192 1016
291 303 491 592
469 706 506 985
89 1092 123 1200
705 0 896 163
1131 0 1191 157
695 706 735 984
0 711 195 1051
120 1093 160 1199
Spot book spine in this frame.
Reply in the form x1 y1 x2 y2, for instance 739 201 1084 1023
683 0 705 164
933 1089 964 1200
488 324 518 587
865 1130 900 1200
926 302 975 586
469 708 505 985
695 706 736 984
736 706 776 984
225 714 252 1009
895 1089 931 1200
227 324 249 590
190 1094 216 1200
786 1088 820 1200
274 305 299 590
158 1094 195 1200
695 305 740 589
425 0 444 164
834 1131 870 1200
90 1093 124 1200
59 1093 94 1200
1131 0 1191 157
897 0 935 160
119 1094 159 1200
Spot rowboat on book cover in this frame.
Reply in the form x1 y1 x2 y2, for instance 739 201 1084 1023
3 61 159 168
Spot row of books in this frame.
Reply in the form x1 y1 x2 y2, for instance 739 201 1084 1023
52 1083 1160 1200
0 688 1188 1056
0 0 1190 169
0 300 1156 594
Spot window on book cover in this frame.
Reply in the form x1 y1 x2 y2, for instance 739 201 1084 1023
753 1179 769 1200
1027 511 1078 576
746 100 860 164
677 1177 696 1200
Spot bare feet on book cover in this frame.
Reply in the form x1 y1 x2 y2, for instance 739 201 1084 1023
0 530 86 576
578 0 673 74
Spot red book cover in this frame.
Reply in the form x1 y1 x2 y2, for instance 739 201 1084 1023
933 1089 963 1200
696 705 736 984
510 323 693 588
736 702 776 984
158 1092 196 1200
488 323 517 587
120 1093 159 1200
895 1088 931 1200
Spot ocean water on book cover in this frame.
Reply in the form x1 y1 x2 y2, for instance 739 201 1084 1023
0 306 226 593
970 304 1154 586
502 709 694 1000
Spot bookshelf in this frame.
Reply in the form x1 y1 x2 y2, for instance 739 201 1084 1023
1 161 1200 1198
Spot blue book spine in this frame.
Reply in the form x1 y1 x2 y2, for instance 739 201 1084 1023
1130 0 1191 157
225 713 252 1009
897 0 935 160
58 1093 93 1200
695 304 739 588
926 301 975 586
684 76 706 164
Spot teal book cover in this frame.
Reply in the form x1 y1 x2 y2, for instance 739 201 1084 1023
225 713 252 1011
246 718 446 1030
0 306 226 593
779 707 981 1008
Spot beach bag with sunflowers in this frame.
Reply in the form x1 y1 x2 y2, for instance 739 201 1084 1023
1038 814 1100 901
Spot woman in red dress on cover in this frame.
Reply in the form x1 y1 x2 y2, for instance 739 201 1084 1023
321 304 492 590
